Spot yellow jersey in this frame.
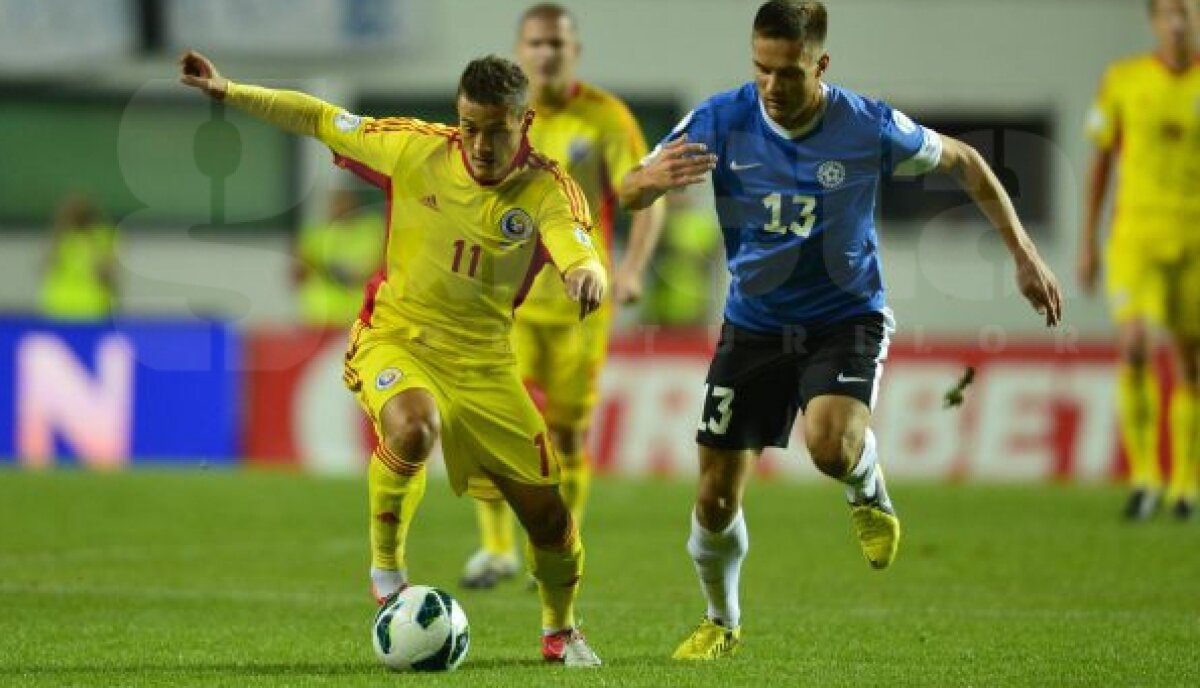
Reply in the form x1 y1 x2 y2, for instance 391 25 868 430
41 224 117 320
297 211 385 326
225 83 602 363
517 82 649 324
1087 54 1200 250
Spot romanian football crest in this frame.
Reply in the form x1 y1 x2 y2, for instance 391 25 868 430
500 208 535 241
375 368 403 391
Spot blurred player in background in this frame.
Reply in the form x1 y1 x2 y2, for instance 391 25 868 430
1080 0 1200 521
461 2 667 589
295 187 385 326
40 194 119 320
643 190 722 328
623 0 1062 659
180 50 607 666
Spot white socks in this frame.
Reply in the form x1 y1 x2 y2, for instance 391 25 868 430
370 567 407 599
843 428 892 511
687 508 749 628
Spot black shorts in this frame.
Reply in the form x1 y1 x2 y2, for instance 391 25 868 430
695 311 893 451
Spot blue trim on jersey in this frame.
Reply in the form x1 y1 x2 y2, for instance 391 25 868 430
655 82 931 332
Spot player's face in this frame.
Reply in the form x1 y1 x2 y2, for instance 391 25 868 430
752 35 826 127
1150 0 1196 52
457 97 529 183
515 15 579 90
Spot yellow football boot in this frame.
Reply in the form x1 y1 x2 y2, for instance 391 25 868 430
850 468 900 569
672 617 741 660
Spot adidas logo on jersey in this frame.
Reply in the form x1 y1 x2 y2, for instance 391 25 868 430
420 194 439 210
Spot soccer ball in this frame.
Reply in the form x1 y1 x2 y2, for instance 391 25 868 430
371 585 470 672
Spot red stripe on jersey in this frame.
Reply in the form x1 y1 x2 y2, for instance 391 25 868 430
513 239 551 312
334 153 393 327
527 152 590 226
334 153 389 190
358 270 386 326
597 157 617 254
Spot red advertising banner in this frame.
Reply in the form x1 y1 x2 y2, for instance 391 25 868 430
243 327 1151 482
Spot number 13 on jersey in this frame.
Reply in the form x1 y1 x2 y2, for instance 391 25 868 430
762 193 817 238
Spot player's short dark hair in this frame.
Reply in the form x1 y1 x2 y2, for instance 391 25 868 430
519 2 576 30
457 55 529 112
753 1 828 48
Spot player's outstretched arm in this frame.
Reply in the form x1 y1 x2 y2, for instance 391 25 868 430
1078 147 1114 297
564 262 607 319
612 202 667 304
619 136 717 211
937 135 1063 327
178 50 328 137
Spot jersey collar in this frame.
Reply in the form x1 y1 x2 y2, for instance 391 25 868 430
456 134 532 188
758 82 830 141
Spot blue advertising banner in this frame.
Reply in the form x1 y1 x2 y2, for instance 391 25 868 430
0 318 240 467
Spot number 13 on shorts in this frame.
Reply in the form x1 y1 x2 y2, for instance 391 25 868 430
698 384 735 436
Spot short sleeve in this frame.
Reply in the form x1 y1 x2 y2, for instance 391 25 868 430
882 106 943 177
599 101 650 195
642 100 718 166
316 110 432 178
1085 67 1120 150
538 173 599 274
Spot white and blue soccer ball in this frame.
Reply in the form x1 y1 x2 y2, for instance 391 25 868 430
371 585 470 672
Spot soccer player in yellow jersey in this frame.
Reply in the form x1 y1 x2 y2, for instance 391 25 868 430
1080 0 1200 521
461 3 667 587
180 50 607 666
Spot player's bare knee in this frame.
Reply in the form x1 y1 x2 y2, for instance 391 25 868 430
381 414 439 463
527 502 573 550
806 424 858 479
548 425 584 460
696 484 739 532
1118 323 1150 367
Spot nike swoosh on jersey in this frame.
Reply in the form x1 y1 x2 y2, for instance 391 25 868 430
837 372 870 383
729 161 762 171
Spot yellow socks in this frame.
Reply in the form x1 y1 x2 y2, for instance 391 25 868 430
1116 363 1161 490
1168 385 1198 503
475 497 516 556
369 444 427 572
558 450 592 526
527 523 584 632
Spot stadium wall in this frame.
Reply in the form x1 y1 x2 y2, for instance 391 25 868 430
0 0 1145 336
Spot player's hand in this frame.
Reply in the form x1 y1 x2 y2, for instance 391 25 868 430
639 135 718 196
611 260 644 305
565 264 606 319
1015 250 1063 327
178 50 229 100
1077 242 1100 297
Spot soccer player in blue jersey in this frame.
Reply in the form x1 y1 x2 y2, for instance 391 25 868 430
620 0 1063 659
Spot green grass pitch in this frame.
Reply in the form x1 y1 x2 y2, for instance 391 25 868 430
1 469 1197 687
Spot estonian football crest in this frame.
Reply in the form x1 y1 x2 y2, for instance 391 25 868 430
817 161 846 189
375 368 403 391
500 208 535 241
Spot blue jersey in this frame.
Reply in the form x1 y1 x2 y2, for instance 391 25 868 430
648 82 942 332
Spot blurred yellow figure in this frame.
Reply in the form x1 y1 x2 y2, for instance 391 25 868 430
644 192 721 328
296 188 385 326
1080 0 1200 520
40 195 119 320
461 3 667 589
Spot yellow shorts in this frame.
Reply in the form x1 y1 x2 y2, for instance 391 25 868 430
1106 239 1200 337
512 310 610 430
344 321 560 500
